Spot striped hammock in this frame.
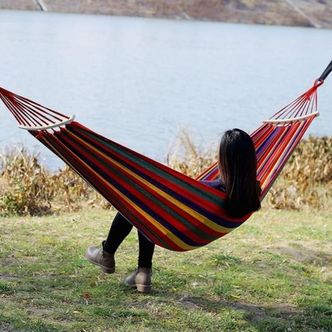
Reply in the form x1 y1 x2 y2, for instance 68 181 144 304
0 62 330 251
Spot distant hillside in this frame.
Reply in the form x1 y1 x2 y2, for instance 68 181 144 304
1 0 331 29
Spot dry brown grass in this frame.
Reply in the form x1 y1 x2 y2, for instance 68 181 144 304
0 148 107 216
166 130 217 178
0 148 53 215
0 135 331 215
267 136 331 210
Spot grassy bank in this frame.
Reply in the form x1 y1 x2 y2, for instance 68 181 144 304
0 205 331 331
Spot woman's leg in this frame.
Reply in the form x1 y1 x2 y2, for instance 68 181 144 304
137 231 155 268
123 231 155 293
104 213 155 265
103 212 133 254
85 212 132 273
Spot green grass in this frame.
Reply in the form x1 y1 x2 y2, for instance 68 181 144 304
0 205 331 331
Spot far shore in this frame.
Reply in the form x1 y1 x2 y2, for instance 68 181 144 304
0 0 331 29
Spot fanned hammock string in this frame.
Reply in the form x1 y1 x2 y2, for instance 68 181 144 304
0 87 74 129
196 78 323 197
0 61 330 251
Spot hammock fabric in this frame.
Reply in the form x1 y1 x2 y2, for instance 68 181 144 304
0 62 331 251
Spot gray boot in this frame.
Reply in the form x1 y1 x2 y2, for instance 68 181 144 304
123 267 152 293
85 243 115 274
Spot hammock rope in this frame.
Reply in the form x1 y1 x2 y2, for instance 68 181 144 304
0 87 74 128
0 62 330 251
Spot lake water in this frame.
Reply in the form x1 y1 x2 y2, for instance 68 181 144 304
0 10 331 170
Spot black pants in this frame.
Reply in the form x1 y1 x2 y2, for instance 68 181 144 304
103 212 155 268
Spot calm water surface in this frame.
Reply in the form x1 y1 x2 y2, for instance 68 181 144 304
0 10 331 170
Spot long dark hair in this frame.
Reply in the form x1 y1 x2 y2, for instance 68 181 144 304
219 128 261 218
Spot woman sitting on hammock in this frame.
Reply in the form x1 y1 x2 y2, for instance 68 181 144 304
85 128 261 293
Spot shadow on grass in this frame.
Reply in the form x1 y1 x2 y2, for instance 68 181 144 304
266 243 332 267
113 252 331 331
131 288 331 331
